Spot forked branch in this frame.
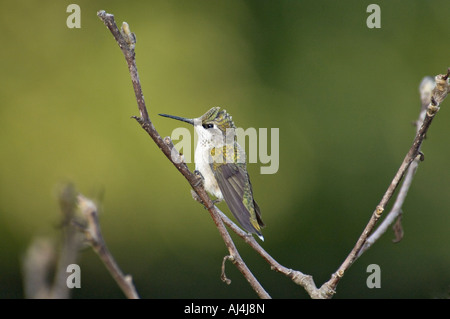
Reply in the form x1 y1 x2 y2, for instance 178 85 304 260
322 69 450 293
97 10 449 299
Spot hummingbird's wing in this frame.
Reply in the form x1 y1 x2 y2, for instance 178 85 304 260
212 161 264 237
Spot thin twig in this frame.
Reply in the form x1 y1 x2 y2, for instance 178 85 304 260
215 207 328 298
322 70 450 294
358 76 435 255
221 255 233 285
97 10 270 299
76 194 140 299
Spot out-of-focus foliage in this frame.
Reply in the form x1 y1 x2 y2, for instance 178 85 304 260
1 0 449 298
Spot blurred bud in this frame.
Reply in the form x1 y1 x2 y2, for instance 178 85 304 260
76 194 100 243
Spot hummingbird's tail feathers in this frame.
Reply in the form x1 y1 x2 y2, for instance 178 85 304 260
252 201 265 241
220 180 261 235
213 162 264 239
252 195 265 228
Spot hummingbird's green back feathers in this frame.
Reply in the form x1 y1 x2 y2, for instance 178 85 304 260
210 145 265 240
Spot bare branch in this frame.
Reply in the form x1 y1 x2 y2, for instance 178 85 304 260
97 10 270 299
76 194 140 299
324 69 450 293
358 76 435 255
215 207 328 298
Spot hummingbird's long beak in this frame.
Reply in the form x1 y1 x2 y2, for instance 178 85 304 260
159 113 194 125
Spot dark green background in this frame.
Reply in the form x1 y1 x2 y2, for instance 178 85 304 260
1 0 449 299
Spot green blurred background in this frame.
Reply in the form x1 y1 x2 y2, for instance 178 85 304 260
1 0 449 299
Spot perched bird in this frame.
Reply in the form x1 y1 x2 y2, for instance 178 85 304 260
159 107 265 240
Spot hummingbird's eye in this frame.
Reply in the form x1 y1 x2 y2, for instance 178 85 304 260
202 123 214 129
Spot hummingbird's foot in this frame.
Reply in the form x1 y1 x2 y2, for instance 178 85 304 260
193 170 204 188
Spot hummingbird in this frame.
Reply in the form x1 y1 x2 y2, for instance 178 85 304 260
159 107 265 241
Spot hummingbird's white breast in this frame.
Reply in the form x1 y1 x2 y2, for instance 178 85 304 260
194 125 224 201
